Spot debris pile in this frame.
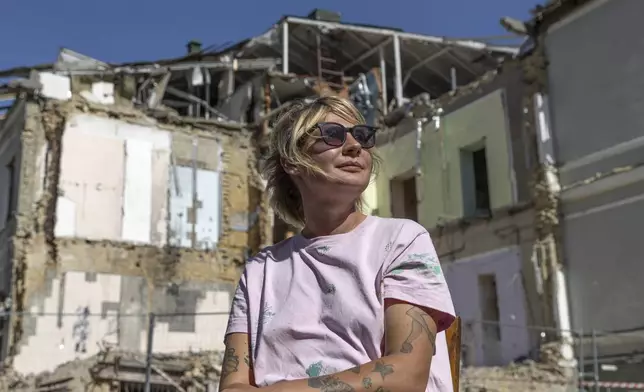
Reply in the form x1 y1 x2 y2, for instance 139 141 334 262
0 366 34 392
0 349 226 392
462 343 575 392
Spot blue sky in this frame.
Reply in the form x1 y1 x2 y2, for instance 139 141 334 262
0 0 541 70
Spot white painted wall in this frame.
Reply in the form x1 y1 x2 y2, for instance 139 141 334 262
13 271 232 375
56 114 221 248
443 246 531 366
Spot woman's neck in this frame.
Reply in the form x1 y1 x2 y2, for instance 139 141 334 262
301 205 366 238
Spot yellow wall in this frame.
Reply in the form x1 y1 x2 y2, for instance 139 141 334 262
374 89 514 228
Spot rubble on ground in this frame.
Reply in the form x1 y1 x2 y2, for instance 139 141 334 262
462 342 576 392
0 349 225 392
1 344 575 392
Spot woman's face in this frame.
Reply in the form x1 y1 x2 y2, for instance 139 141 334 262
297 112 374 196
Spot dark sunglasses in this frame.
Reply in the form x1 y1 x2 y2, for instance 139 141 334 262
315 122 378 149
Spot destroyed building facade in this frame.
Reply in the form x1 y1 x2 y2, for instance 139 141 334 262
0 62 269 375
374 59 545 368
0 7 583 390
529 0 644 383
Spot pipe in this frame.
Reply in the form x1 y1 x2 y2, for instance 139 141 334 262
282 22 289 74
379 47 388 115
392 34 403 107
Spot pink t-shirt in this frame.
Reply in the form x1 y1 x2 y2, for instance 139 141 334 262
226 216 456 391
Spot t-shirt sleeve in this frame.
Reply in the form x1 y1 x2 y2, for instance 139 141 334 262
383 231 456 333
225 270 250 336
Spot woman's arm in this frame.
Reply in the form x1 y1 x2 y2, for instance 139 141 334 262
219 333 257 392
262 300 438 392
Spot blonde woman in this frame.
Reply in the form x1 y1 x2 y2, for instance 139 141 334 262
220 96 456 392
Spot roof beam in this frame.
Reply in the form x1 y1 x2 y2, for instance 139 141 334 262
346 31 440 97
285 16 518 55
445 51 477 76
341 37 393 72
403 47 450 87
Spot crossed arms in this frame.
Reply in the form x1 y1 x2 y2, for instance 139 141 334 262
219 299 442 392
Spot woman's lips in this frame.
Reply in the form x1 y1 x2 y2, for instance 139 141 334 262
337 163 363 172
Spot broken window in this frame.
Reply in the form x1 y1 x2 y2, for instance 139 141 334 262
390 175 418 221
460 145 490 217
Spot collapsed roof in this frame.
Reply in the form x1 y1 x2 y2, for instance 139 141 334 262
0 9 519 128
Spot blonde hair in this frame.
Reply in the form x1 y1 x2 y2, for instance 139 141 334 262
261 96 380 228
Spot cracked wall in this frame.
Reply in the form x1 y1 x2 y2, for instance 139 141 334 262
6 98 257 374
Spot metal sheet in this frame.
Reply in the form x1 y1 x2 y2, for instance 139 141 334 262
168 166 221 249
195 169 221 250
169 166 193 248
122 139 153 243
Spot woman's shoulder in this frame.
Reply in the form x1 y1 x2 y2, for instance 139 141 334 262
246 236 298 265
370 216 428 239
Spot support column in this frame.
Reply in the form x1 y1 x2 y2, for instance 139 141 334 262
282 22 289 75
379 47 388 114
392 34 403 107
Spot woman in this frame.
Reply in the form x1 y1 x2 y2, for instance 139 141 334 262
220 96 456 392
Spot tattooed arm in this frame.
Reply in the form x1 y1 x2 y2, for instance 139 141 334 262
219 333 257 392
260 300 437 392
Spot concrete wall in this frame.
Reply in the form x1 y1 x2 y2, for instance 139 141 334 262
444 246 531 366
562 180 644 333
376 88 515 228
13 270 234 374
546 0 644 186
546 0 644 336
6 99 258 374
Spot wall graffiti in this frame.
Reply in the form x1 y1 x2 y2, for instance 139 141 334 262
72 306 90 353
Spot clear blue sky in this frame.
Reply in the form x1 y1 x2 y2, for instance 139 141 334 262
0 0 541 71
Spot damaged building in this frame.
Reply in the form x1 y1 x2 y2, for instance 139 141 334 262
374 63 541 368
0 6 583 391
0 51 272 378
527 0 644 385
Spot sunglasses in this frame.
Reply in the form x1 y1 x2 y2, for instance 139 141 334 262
315 122 378 149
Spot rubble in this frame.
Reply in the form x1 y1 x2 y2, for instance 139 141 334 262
462 342 575 392
462 361 572 392
0 349 226 392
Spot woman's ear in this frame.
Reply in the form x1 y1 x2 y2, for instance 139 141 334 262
281 158 300 176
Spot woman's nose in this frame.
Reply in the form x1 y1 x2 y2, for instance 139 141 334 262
343 133 362 156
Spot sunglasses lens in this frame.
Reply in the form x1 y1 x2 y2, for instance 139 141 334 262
320 124 346 147
352 126 376 148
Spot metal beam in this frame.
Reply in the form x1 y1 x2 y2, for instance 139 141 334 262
403 47 450 87
379 47 388 115
341 37 392 72
165 86 229 120
285 16 518 55
393 35 403 107
400 46 451 89
282 22 289 74
446 51 477 76
47 58 281 77
346 31 438 98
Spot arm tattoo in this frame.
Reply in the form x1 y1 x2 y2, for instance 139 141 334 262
221 347 240 380
400 307 437 355
348 365 360 374
307 375 354 392
372 361 394 379
362 377 372 389
244 354 250 367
